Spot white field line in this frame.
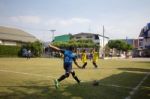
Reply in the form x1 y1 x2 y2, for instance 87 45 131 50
124 72 150 99
0 69 136 90
0 69 77 86
0 69 76 83
99 83 133 89
0 69 56 79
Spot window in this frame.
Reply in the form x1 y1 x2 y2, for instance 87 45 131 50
139 39 143 41
76 37 81 39
95 35 99 40
86 36 92 38
4 41 17 46
139 42 143 47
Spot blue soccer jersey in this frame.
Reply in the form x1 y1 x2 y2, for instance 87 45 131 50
63 50 75 64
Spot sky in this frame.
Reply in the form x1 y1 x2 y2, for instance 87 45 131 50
0 0 150 41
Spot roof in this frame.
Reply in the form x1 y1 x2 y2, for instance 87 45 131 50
73 32 97 36
53 34 71 42
74 32 109 39
0 26 37 42
139 23 150 38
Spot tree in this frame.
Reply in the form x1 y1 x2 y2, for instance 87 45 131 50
31 41 43 57
21 41 42 57
107 40 133 55
52 40 98 48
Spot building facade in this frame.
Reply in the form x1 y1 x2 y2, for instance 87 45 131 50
72 33 100 45
138 23 150 57
72 32 109 58
0 26 37 46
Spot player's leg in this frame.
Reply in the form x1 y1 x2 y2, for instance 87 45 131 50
82 62 87 68
54 79 59 89
71 71 80 84
54 65 70 89
93 61 98 68
57 65 70 82
58 72 70 82
54 72 69 89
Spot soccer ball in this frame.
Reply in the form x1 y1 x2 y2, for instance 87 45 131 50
93 80 99 86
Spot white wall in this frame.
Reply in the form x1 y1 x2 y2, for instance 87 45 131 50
0 40 2 45
99 37 109 48
3 41 17 46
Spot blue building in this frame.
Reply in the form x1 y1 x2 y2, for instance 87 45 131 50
139 23 150 57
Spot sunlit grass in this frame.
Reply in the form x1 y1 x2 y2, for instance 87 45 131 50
0 58 149 99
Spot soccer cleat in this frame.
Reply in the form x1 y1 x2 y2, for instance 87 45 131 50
54 79 59 89
78 80 81 84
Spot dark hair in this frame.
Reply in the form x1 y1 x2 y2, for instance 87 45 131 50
82 49 86 52
68 46 74 51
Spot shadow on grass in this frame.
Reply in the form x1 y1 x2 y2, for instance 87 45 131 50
0 72 149 99
132 75 150 99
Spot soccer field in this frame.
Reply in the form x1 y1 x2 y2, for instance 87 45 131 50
0 58 149 99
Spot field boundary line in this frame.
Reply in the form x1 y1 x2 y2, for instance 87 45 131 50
124 72 150 99
99 83 133 89
0 69 56 79
0 69 75 83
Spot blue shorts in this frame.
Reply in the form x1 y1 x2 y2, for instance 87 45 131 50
64 63 72 73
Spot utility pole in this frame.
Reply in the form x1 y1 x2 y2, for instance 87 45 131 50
49 29 56 41
103 25 105 59
103 26 104 48
98 25 109 59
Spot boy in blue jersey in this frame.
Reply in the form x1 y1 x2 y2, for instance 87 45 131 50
49 44 82 89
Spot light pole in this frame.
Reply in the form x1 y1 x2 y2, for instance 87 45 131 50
103 25 105 59
98 26 109 59
49 29 56 41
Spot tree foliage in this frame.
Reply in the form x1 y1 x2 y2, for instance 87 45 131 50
22 41 43 57
52 40 99 48
0 45 21 57
107 40 133 51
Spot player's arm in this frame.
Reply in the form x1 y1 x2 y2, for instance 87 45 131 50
49 44 60 51
73 58 82 69
49 44 64 53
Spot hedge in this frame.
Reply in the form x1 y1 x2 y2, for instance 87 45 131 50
0 45 21 57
